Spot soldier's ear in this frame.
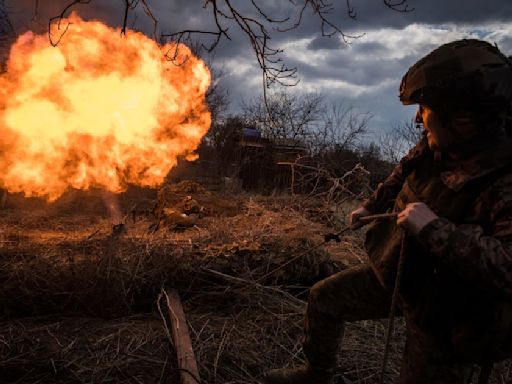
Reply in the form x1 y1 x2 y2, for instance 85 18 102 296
450 110 479 139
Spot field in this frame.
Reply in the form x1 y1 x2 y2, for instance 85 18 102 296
0 182 510 384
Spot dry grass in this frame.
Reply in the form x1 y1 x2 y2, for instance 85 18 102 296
0 184 511 384
0 316 175 384
0 192 336 318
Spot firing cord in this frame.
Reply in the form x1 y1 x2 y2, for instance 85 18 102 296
379 231 407 383
257 210 405 384
257 212 398 282
377 232 494 384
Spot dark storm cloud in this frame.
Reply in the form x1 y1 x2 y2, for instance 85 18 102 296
8 1 511 60
353 41 389 55
8 1 512 40
495 36 512 54
230 0 512 48
395 0 512 25
280 0 512 36
312 45 411 86
7 0 122 33
307 35 346 50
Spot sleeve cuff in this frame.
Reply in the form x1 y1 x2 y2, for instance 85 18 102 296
417 217 456 255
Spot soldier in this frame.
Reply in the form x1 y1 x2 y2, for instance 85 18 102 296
264 39 512 384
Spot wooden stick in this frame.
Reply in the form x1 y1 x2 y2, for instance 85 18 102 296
359 212 398 222
163 289 201 384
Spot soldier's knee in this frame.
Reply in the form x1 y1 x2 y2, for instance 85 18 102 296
307 277 349 321
308 279 325 305
308 277 340 314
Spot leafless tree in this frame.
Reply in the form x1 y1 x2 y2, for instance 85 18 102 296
186 40 230 125
206 116 244 159
205 69 229 125
312 101 371 156
379 120 423 163
242 90 324 146
242 94 371 165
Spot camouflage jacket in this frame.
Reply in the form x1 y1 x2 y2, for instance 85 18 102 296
363 134 512 362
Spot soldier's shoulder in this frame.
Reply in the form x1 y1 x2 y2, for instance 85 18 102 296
410 135 429 157
400 136 430 172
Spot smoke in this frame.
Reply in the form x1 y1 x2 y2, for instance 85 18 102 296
101 191 122 225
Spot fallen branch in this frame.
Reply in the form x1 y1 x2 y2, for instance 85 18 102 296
159 289 201 384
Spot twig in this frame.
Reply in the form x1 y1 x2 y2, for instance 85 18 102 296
204 268 305 307
48 0 92 46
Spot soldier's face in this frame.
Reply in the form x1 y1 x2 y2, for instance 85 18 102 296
418 105 455 152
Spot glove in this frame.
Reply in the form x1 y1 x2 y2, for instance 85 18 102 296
349 206 371 229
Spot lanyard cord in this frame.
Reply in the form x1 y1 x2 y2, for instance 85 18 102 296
379 232 407 383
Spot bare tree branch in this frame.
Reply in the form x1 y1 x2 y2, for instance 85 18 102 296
32 0 39 21
159 0 405 86
383 0 414 13
346 0 357 19
313 102 371 155
48 0 412 88
120 0 133 36
48 0 92 47
140 0 157 39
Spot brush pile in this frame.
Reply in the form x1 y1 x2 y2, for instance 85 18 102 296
0 182 341 318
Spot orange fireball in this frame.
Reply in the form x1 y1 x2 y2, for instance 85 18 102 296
0 13 211 201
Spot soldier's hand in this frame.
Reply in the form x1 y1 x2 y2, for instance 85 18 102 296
397 202 438 236
349 206 371 229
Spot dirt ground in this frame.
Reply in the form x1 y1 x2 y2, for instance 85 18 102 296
0 183 510 384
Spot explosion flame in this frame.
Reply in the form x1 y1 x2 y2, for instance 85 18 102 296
0 14 211 201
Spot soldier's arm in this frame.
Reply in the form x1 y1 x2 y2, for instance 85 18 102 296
418 175 512 297
362 135 428 214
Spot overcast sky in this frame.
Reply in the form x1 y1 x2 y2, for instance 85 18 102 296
6 0 512 143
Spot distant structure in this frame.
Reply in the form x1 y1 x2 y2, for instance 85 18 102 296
237 127 308 190
166 125 309 192
0 0 14 71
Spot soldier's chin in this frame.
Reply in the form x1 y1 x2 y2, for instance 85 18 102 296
427 135 440 151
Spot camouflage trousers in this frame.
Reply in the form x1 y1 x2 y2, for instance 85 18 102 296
304 264 475 383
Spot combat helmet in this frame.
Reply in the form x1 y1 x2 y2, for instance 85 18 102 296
400 39 512 113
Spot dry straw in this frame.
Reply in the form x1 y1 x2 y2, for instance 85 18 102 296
0 184 510 383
